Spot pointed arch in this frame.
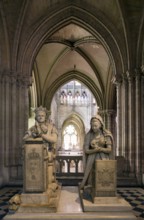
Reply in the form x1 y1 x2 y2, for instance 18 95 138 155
16 3 124 79
62 112 85 150
43 71 103 111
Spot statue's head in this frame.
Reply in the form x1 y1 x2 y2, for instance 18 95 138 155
90 114 104 132
34 106 48 123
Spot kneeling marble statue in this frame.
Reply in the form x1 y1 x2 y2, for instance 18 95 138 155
9 106 60 213
23 106 58 191
80 114 114 196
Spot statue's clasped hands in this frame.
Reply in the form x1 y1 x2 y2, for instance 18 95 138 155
32 121 48 138
31 121 42 138
35 121 42 134
90 139 101 152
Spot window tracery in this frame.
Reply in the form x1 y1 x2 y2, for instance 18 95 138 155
59 80 91 105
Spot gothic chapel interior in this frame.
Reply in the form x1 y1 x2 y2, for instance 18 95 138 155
0 0 144 188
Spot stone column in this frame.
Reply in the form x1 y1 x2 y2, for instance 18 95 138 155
135 69 142 182
0 71 30 185
106 110 115 133
114 73 130 175
18 75 30 178
106 110 112 131
99 110 116 158
141 66 144 184
111 69 143 184
0 72 12 185
99 110 114 131
121 73 128 161
10 75 17 167
114 78 122 156
9 74 30 180
127 72 135 176
100 109 115 133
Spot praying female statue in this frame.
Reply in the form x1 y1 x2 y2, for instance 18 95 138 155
80 114 114 190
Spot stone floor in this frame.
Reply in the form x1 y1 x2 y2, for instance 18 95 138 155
0 186 144 219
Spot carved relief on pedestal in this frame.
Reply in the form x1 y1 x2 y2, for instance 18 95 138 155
97 167 115 187
23 142 46 193
94 160 116 197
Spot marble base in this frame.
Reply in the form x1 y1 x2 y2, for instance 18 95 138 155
17 185 61 213
79 188 137 219
3 187 137 220
3 212 137 220
81 195 133 212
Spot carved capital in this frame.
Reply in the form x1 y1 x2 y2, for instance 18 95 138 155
127 70 135 82
100 110 116 120
0 70 13 84
16 74 31 88
134 67 140 75
0 70 31 87
122 72 128 81
133 68 143 81
141 65 144 74
112 75 122 86
141 66 144 81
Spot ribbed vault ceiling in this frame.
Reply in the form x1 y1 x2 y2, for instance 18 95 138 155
35 24 111 109
1 0 143 111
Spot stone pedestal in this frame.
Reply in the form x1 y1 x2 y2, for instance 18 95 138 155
80 193 133 212
17 185 61 213
23 139 48 193
92 160 116 199
79 160 136 219
13 138 61 213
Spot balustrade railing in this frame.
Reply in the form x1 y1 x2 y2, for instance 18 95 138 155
56 155 84 185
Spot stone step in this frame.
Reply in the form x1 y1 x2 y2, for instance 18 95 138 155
3 212 137 220
3 186 137 220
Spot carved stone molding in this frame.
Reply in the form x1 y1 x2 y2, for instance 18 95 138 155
121 68 143 82
0 71 31 87
109 68 144 90
100 109 116 117
112 75 122 86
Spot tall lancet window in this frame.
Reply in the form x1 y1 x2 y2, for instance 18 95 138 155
63 125 78 150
